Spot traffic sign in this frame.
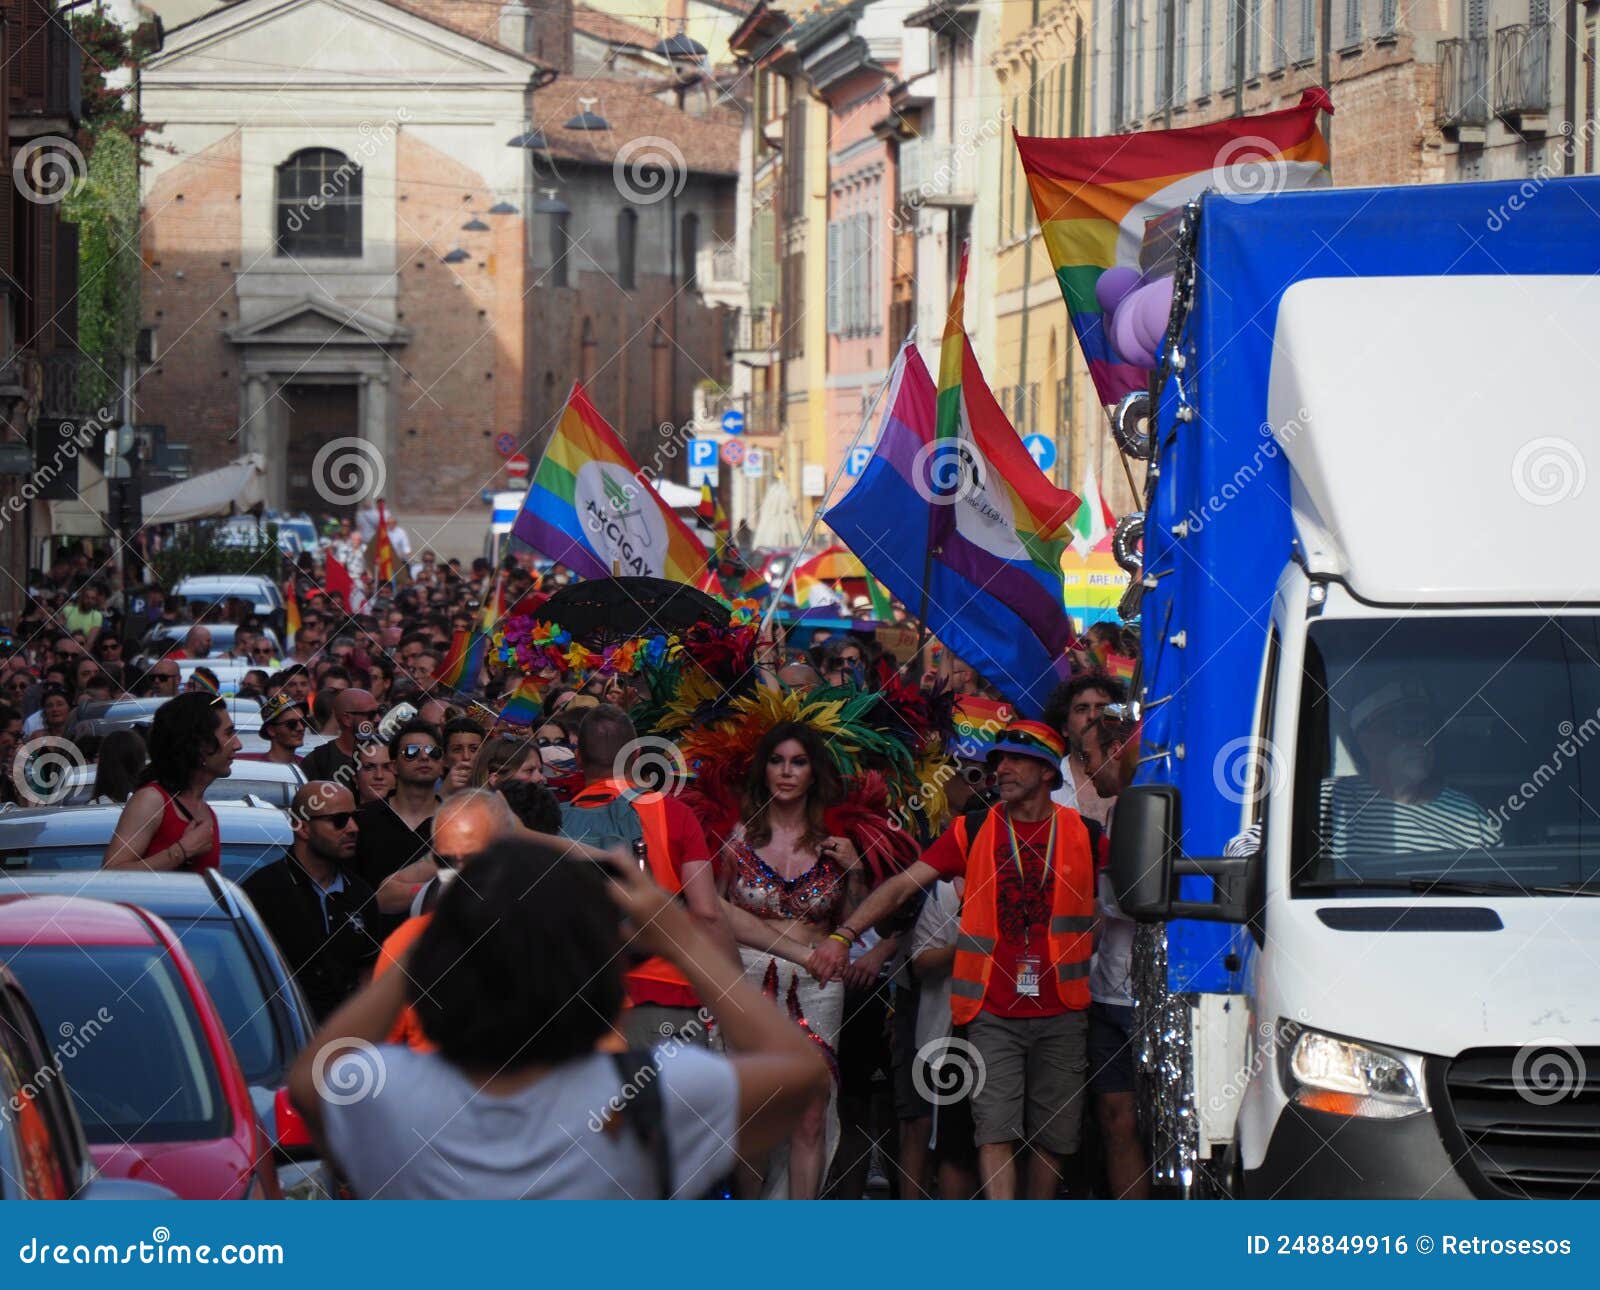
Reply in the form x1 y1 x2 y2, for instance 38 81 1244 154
688 436 718 488
506 452 531 481
845 445 874 477
743 447 764 478
721 409 746 436
495 432 517 457
720 439 746 467
1022 434 1057 472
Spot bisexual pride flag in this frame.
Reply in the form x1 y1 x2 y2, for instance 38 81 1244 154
1015 87 1332 410
825 325 1080 717
513 382 716 589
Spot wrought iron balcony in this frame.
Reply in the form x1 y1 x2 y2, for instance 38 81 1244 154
1436 36 1490 143
41 350 127 420
1494 22 1550 133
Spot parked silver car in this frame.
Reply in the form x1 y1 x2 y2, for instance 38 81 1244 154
0 800 291 885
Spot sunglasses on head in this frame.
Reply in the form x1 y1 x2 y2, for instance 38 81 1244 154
308 810 356 829
400 743 442 761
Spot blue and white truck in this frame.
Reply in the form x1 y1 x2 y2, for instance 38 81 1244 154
1109 176 1600 1199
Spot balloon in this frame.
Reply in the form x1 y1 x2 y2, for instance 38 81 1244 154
1128 275 1175 359
1110 296 1156 370
1094 265 1142 315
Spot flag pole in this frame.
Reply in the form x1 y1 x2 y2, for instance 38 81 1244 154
760 327 917 643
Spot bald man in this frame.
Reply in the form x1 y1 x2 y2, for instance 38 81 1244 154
374 788 518 917
777 662 823 695
241 783 381 1021
301 687 381 788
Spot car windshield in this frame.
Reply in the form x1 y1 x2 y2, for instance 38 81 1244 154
1292 616 1600 895
168 921 282 1087
1 945 227 1144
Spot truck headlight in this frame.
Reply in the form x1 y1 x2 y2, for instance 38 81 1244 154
1281 1026 1427 1119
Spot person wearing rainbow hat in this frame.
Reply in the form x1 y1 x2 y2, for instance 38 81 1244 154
809 718 1104 1200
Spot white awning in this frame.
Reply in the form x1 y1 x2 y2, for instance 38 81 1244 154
753 479 803 550
142 453 268 525
653 477 701 510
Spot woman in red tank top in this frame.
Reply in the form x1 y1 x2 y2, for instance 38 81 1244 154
105 692 242 872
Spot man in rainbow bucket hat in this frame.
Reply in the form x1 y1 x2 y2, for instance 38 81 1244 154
809 718 1103 1199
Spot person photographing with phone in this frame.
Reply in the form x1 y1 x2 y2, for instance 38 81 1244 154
289 835 830 1198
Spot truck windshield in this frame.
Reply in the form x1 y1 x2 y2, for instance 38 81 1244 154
1292 615 1600 895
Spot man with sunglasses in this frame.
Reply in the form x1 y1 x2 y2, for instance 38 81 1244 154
302 688 379 787
241 693 309 766
291 615 326 667
353 719 444 916
242 782 381 1023
144 660 181 698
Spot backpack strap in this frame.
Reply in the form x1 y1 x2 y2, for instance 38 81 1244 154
610 1049 673 1199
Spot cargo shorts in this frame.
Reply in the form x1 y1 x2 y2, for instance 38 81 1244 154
966 1009 1089 1156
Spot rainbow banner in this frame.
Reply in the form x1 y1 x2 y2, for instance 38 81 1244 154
824 338 1080 717
1015 87 1332 410
513 381 716 589
498 675 544 727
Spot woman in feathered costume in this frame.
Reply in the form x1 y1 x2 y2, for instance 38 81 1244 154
715 719 863 1199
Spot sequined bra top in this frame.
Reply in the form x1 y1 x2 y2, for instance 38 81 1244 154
727 837 847 926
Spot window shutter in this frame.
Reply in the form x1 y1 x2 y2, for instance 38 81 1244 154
1201 0 1213 91
1176 0 1189 97
1380 0 1397 32
1344 0 1361 42
1467 0 1485 37
826 220 839 335
1299 0 1315 59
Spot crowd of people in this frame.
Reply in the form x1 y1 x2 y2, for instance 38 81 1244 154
7 525 1153 1201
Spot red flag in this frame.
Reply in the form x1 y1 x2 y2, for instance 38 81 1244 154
323 554 354 610
372 502 398 585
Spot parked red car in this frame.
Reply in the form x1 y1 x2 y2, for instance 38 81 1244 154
0 895 280 1199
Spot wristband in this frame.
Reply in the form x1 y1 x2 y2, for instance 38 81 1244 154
827 932 851 947
831 926 857 946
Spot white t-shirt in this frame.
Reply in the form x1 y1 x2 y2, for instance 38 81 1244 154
909 881 962 1054
322 1043 737 1199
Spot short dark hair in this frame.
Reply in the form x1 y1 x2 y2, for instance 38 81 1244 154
409 840 624 1069
576 703 635 772
387 716 443 759
442 716 484 747
1042 672 1129 736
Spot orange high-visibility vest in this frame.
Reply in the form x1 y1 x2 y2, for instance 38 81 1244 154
570 779 692 999
949 804 1095 1024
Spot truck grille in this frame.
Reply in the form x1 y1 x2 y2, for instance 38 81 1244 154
1440 1047 1600 1198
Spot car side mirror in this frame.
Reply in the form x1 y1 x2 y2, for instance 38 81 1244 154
1110 785 1256 925
273 1086 314 1158
1109 785 1182 919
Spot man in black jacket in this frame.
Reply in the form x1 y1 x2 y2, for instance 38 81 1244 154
242 781 381 1022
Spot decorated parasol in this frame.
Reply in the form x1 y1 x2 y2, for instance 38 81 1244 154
531 575 730 647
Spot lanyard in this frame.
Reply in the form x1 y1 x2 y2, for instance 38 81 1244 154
1005 808 1055 893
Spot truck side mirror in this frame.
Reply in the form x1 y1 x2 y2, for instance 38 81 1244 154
1110 785 1181 920
1110 784 1258 925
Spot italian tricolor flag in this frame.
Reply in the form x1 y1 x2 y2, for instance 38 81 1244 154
1070 462 1115 555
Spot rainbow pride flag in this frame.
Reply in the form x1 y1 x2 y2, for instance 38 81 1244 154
498 675 544 727
438 627 488 693
1015 88 1333 410
824 337 1080 717
951 694 1016 757
513 382 716 589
